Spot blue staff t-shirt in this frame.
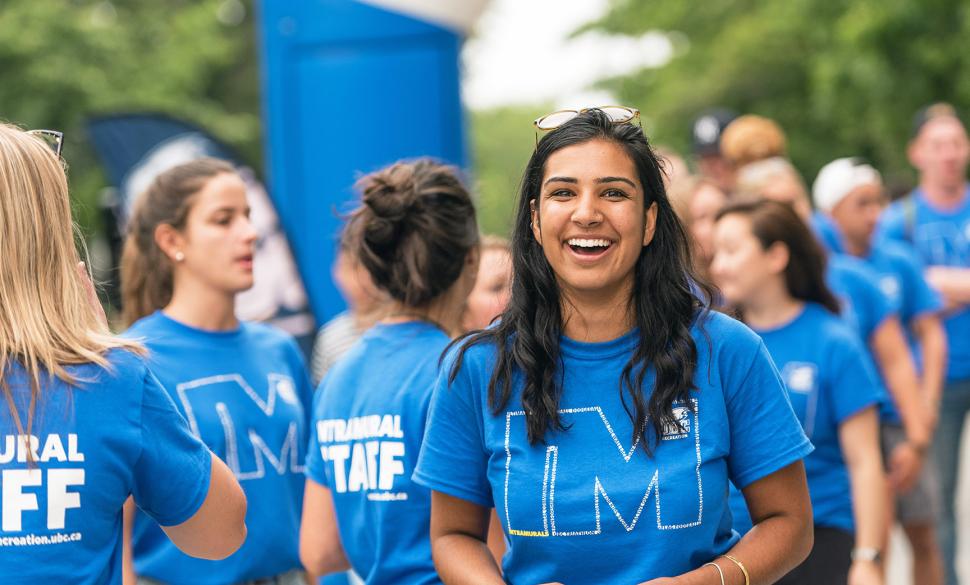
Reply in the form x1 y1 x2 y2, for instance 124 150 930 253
729 303 884 535
306 321 448 585
413 311 813 585
826 253 896 342
879 188 970 381
0 350 211 585
125 312 312 585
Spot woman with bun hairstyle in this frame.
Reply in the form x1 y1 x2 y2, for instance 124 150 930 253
300 159 480 584
413 108 814 585
0 124 246 584
121 158 313 585
711 199 888 585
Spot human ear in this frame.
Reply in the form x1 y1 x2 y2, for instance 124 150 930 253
154 223 187 263
530 199 542 244
642 202 659 246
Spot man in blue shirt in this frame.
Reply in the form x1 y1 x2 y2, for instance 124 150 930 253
878 103 970 585
814 157 948 585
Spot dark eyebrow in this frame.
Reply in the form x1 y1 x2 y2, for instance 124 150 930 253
596 176 637 188
544 176 578 186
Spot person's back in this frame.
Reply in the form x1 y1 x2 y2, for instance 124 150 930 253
0 352 214 584
0 122 246 584
311 321 450 583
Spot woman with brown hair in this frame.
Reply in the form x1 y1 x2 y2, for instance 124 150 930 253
120 158 313 585
300 159 480 583
711 199 888 585
0 124 246 584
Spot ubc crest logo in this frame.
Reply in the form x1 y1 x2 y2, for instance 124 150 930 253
783 363 817 394
661 406 691 440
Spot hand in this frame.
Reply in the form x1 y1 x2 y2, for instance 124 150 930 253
77 262 109 328
848 559 883 585
887 441 923 493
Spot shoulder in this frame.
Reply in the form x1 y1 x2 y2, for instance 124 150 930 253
692 310 764 367
829 253 882 290
69 348 154 393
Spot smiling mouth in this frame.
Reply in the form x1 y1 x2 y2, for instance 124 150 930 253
566 238 613 256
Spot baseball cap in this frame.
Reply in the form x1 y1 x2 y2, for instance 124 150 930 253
911 102 962 139
812 157 882 213
691 108 738 156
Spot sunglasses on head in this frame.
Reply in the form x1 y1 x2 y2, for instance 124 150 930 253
532 106 640 147
27 129 64 157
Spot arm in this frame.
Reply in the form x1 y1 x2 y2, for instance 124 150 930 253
643 462 813 585
839 407 887 585
486 508 506 568
430 491 505 585
911 313 947 430
159 453 247 559
926 266 970 308
870 317 928 491
122 498 136 585
299 478 351 576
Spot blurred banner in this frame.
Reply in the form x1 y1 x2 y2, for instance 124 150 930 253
257 0 488 325
86 113 315 353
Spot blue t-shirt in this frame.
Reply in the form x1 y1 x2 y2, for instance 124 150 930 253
306 321 447 585
879 188 970 381
413 311 812 585
125 312 313 585
729 303 884 534
813 216 942 422
826 253 896 342
0 350 211 585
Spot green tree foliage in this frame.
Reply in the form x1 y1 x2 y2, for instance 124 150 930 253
584 0 970 191
0 0 260 233
469 103 551 237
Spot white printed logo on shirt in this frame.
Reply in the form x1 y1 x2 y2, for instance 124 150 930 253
177 373 305 481
503 400 702 538
1 434 86 546
315 415 408 501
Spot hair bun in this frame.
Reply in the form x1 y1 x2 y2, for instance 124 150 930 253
359 163 422 247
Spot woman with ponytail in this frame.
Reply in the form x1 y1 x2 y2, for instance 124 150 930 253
121 159 313 585
0 124 246 584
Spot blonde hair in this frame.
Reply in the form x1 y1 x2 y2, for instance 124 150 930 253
735 156 807 199
120 158 235 326
480 234 510 254
0 122 140 439
720 115 787 168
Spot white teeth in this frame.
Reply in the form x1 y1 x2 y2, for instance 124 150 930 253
567 238 611 248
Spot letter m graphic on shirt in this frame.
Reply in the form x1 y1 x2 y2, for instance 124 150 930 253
177 374 304 481
503 402 701 537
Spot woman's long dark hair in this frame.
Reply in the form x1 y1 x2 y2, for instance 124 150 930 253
716 198 841 315
449 109 711 452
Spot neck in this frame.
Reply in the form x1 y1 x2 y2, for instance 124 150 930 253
920 178 967 208
841 233 870 257
741 280 803 330
560 281 635 343
164 281 238 331
383 292 466 339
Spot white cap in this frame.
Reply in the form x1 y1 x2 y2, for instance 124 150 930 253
812 157 882 213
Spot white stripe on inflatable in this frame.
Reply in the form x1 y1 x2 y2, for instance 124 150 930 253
357 0 489 34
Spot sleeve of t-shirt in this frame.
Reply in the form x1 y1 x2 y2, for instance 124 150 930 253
897 248 943 321
858 269 897 340
304 383 329 487
827 335 885 423
724 341 814 489
131 370 213 527
412 346 493 508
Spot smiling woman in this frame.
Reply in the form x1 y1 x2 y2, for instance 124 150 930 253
413 109 816 585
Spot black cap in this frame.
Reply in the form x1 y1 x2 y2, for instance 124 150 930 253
691 108 738 156
912 102 962 139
